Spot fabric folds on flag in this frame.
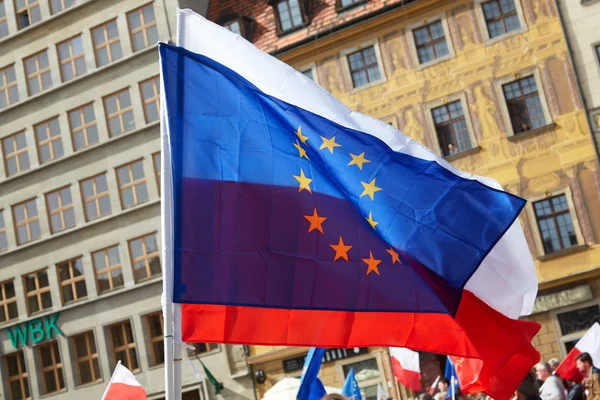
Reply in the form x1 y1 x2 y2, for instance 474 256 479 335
390 348 422 392
101 363 147 400
160 9 541 400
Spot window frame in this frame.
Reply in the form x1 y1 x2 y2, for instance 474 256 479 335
139 75 160 123
0 1 7 38
525 187 585 258
91 19 122 67
2 131 30 177
49 0 74 15
335 352 388 399
190 342 219 357
22 268 52 316
494 69 553 137
270 0 309 35
474 0 527 45
56 257 87 305
107 320 139 373
423 93 478 158
145 311 164 366
91 245 124 294
37 339 66 395
0 64 19 108
68 102 98 151
340 39 387 92
57 34 87 82
406 14 456 70
152 152 160 196
103 88 135 137
4 350 30 400
71 330 102 386
34 116 63 165
80 173 112 221
115 159 148 209
0 209 7 251
336 0 368 12
14 0 41 30
45 185 76 234
594 43 600 68
298 62 319 85
128 232 161 282
550 299 600 358
126 2 158 52
12 198 40 245
0 279 17 323
23 49 52 96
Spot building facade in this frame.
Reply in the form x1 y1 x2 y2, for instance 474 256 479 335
206 0 600 396
0 1 255 400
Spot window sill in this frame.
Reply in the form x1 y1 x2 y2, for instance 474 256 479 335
484 26 528 46
414 53 456 71
336 0 369 13
74 379 104 390
39 388 68 399
444 146 482 162
507 123 556 142
349 77 387 94
538 244 589 261
581 0 600 6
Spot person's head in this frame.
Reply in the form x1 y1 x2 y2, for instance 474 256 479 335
548 358 560 372
322 394 347 400
575 352 594 374
419 393 434 400
438 378 450 392
512 371 540 400
534 362 553 381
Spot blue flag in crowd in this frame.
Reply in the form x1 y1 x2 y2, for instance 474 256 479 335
297 348 326 400
444 357 460 398
342 368 363 400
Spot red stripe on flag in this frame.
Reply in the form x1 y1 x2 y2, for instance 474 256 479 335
555 347 583 382
181 291 540 400
390 354 422 392
104 382 147 400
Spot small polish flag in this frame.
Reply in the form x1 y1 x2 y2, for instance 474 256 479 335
101 361 147 400
428 376 440 395
390 348 422 392
555 323 600 382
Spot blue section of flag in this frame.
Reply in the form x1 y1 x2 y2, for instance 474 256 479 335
342 368 363 400
297 348 326 400
160 43 525 298
444 357 460 398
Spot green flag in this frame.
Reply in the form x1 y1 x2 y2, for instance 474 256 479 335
200 360 224 395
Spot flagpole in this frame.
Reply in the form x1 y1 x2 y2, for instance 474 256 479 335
451 377 455 400
100 360 122 400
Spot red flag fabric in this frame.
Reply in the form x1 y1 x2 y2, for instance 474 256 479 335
555 323 600 382
102 363 147 400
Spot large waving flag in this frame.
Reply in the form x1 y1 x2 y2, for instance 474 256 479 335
555 323 600 382
160 9 540 400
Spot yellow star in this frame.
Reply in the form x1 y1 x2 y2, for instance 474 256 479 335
330 236 352 261
360 178 382 201
348 152 370 170
296 126 309 144
293 169 312 193
366 212 378 229
293 141 309 160
386 247 401 264
319 136 341 154
304 208 327 234
362 251 382 276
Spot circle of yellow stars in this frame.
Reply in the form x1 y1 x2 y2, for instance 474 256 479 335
291 125 401 276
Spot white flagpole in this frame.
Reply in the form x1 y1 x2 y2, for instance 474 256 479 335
451 376 456 400
100 360 122 400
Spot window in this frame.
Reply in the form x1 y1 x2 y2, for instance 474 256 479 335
347 46 381 88
0 1 8 38
127 3 158 52
103 88 135 136
413 20 449 64
596 45 600 65
12 199 40 245
1 64 19 109
152 152 160 195
338 0 365 9
342 357 385 400
192 343 218 355
218 15 253 40
533 194 578 254
92 245 124 294
139 76 159 123
3 131 30 177
80 173 112 221
116 160 149 209
68 103 99 151
0 280 17 323
482 0 520 39
502 75 546 134
301 68 314 81
557 305 600 353
223 19 241 35
145 312 164 366
34 117 64 164
57 258 87 304
72 331 101 385
129 233 161 282
274 0 306 33
46 187 75 233
57 34 87 82
0 210 7 250
92 19 123 67
15 0 41 29
431 101 472 157
23 269 52 315
38 340 65 394
108 320 139 372
5 351 30 400
49 0 74 15
24 50 52 95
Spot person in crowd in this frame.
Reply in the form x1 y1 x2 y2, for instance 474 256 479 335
322 394 347 400
535 362 567 400
576 353 600 400
549 359 561 373
512 370 542 400
568 383 584 400
436 378 450 400
419 393 434 400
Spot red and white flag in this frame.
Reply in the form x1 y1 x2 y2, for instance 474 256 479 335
390 348 422 392
555 323 600 382
101 362 147 400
